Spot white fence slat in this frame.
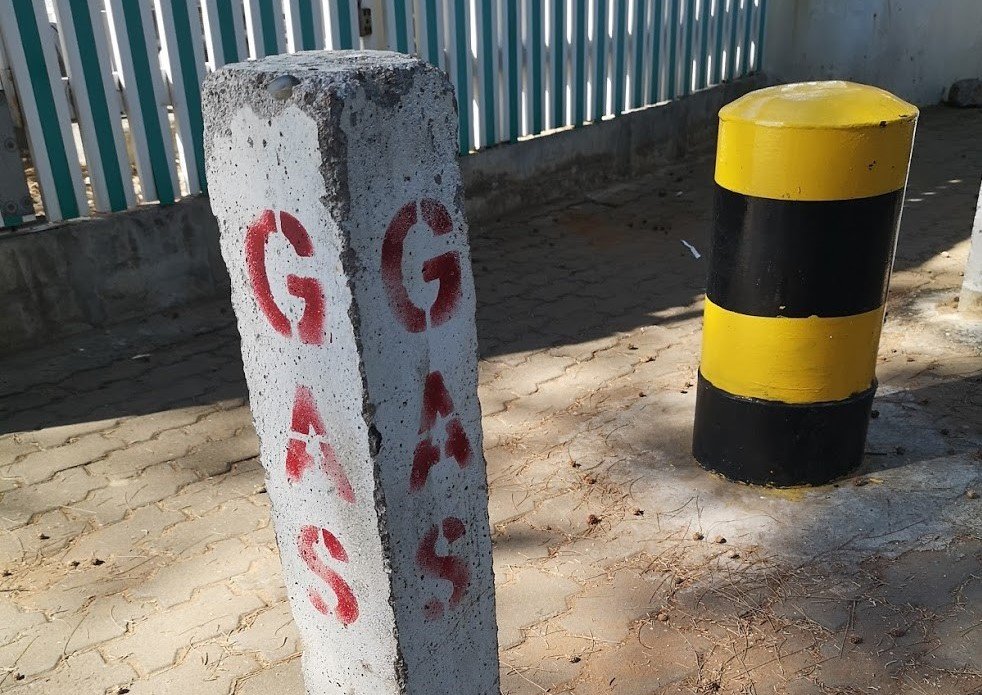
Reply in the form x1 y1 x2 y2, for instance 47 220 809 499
0 0 87 221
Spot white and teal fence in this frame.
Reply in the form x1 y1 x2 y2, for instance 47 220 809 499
0 0 765 227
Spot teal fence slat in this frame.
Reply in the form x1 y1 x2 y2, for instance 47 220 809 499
452 1 471 153
215 1 241 62
507 0 520 139
613 0 626 113
574 0 586 125
650 0 662 101
755 0 766 71
551 0 565 128
592 0 607 120
699 0 710 87
631 0 646 108
713 0 724 82
667 0 679 98
424 0 440 65
480 0 496 145
392 0 409 53
530 1 543 134
741 0 752 75
682 0 696 94
297 0 317 49
336 0 354 48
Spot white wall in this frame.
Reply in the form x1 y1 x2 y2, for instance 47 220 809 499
764 0 982 105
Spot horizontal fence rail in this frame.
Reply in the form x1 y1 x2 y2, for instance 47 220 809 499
0 0 765 226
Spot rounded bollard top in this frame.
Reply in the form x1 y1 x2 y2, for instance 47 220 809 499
720 81 918 130
716 81 919 201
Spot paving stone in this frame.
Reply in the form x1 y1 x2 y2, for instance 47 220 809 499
227 545 288 605
169 432 260 479
3 432 123 486
228 601 302 663
78 464 198 525
0 508 89 565
105 405 221 445
0 468 109 529
4 420 120 452
0 437 40 465
57 593 150 654
161 459 265 516
0 615 84 681
0 599 45 640
105 585 264 674
84 427 202 480
491 521 554 577
233 657 304 695
0 650 135 694
62 504 186 564
496 568 580 650
141 499 267 557
124 642 259 694
128 539 259 608
558 570 672 644
492 353 575 397
572 623 700 694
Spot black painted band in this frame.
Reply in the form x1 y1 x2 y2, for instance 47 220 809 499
692 373 875 486
707 185 903 318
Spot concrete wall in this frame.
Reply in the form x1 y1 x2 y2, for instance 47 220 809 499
764 0 982 105
0 197 229 355
0 75 765 356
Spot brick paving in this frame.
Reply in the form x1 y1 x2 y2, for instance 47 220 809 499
1 106 981 694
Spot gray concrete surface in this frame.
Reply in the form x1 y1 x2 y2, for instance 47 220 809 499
0 105 979 694
0 76 764 357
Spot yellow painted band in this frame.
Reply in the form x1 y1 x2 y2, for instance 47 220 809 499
700 299 884 404
715 82 917 201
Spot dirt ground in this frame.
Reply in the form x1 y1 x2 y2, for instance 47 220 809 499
0 105 980 694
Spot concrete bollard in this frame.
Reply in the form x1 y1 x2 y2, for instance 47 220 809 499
959 179 982 315
692 81 918 486
202 52 498 694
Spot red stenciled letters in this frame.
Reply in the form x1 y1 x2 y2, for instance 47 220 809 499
380 199 462 333
298 525 359 625
409 371 472 492
245 209 326 344
286 385 355 504
416 516 470 620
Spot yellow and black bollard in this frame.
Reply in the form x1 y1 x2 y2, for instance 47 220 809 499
692 82 918 486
